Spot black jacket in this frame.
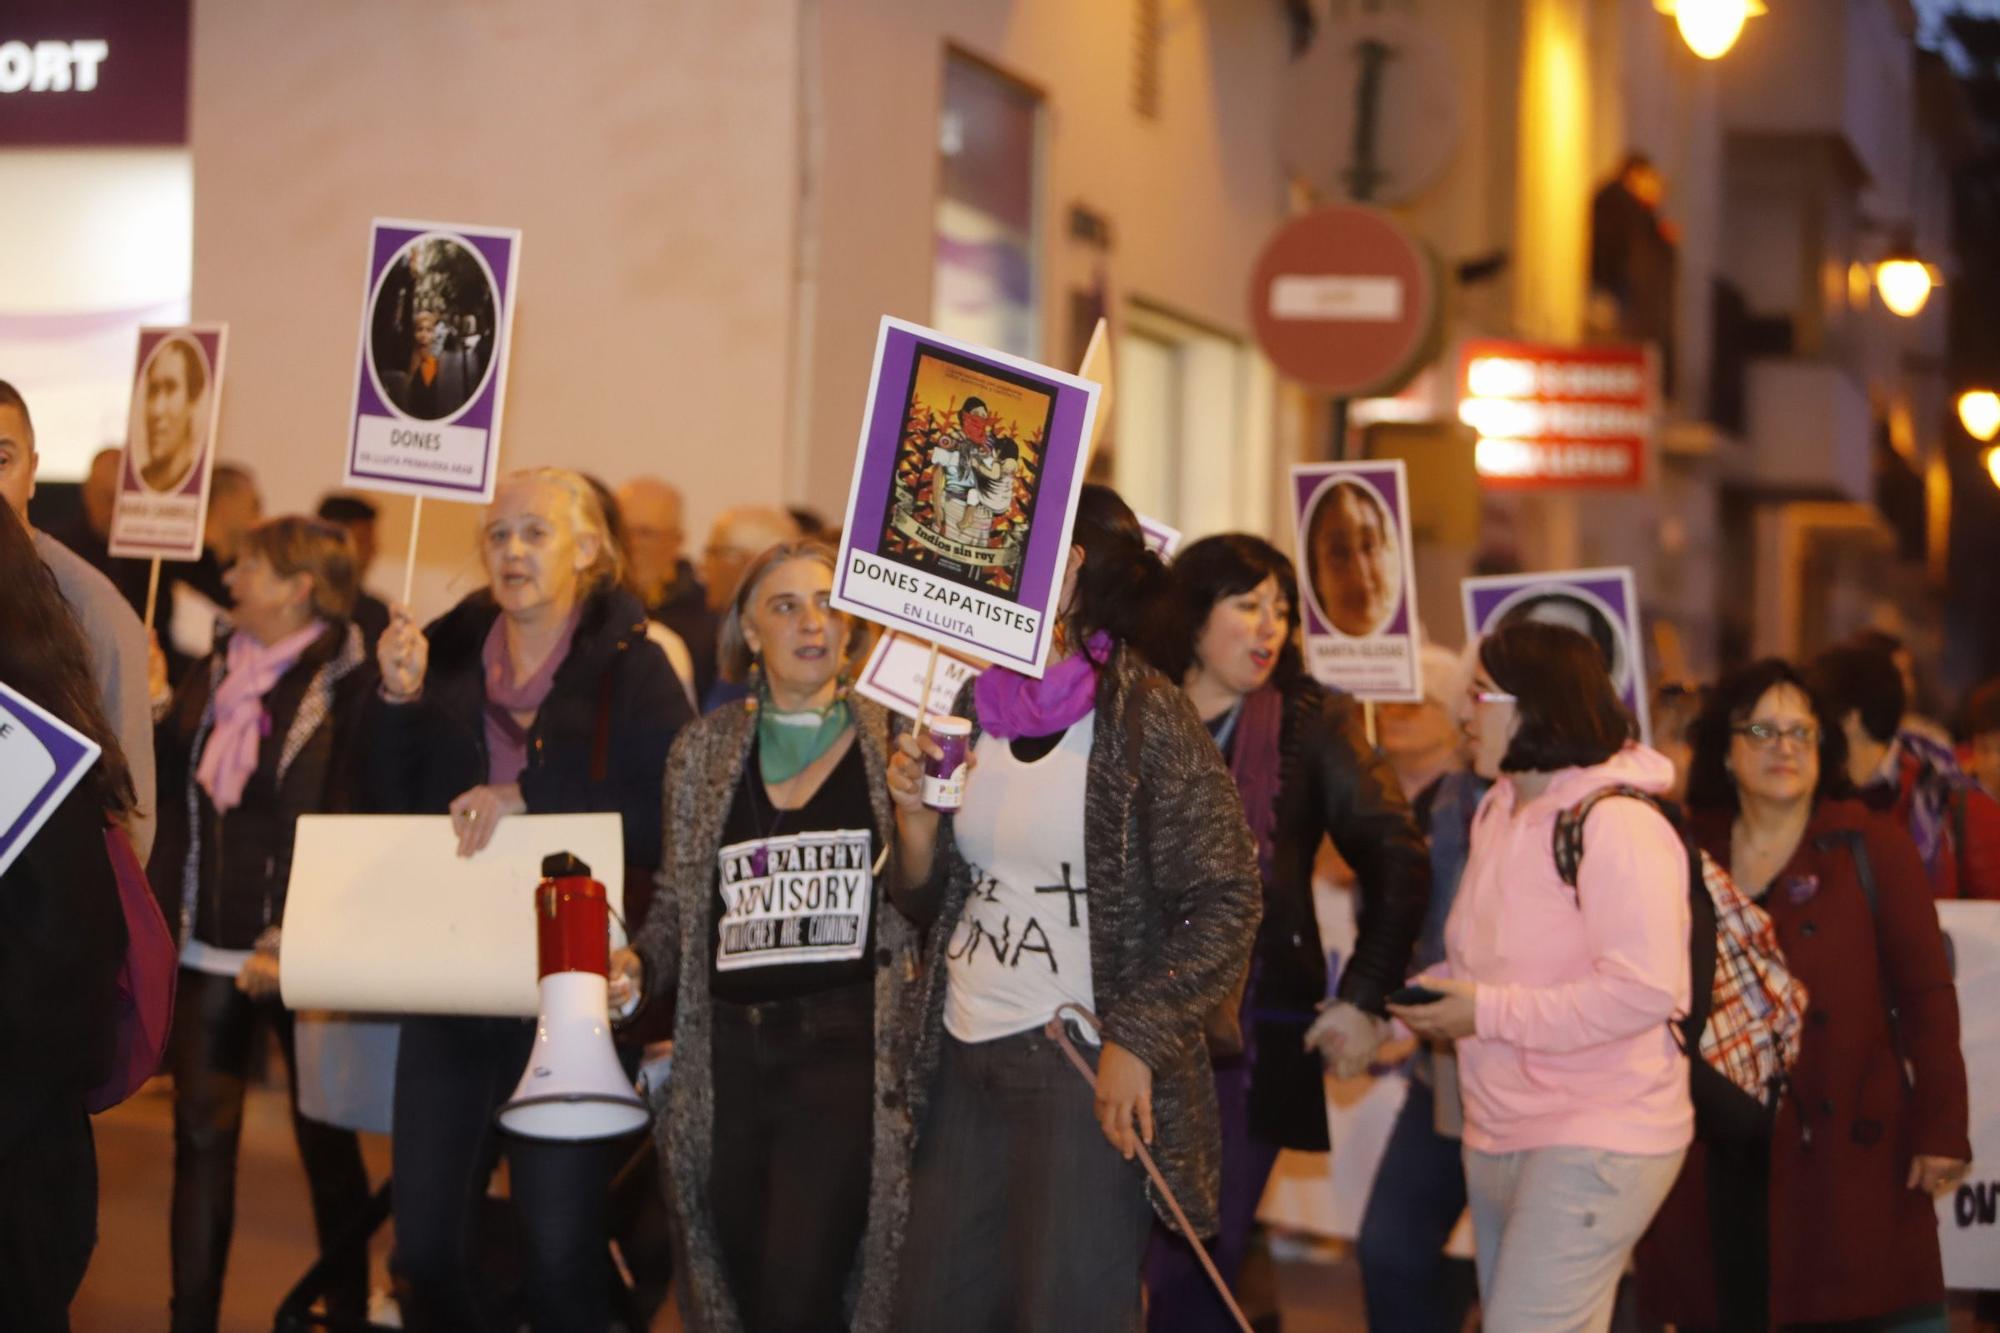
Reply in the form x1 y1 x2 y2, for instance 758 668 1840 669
1250 677 1431 1149
357 585 688 882
644 560 720 702
150 621 373 949
0 785 125 1159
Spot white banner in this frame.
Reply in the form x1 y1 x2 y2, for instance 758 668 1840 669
1937 900 2000 1289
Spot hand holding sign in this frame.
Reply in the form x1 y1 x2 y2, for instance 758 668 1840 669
378 607 429 700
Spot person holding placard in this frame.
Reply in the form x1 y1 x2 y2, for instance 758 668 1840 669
1636 660 1968 1331
886 485 1262 1330
149 516 375 1333
1143 533 1432 1331
1392 621 1691 1333
362 466 687 1333
607 538 922 1333
0 499 133 1331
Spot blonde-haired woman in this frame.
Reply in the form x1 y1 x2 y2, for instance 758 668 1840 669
611 539 921 1333
365 467 691 1332
152 516 375 1331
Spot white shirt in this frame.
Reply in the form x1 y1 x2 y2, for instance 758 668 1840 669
945 713 1097 1044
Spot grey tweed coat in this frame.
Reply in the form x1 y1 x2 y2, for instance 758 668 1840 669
895 646 1262 1238
632 695 920 1333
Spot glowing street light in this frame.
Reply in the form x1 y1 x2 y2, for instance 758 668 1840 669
1986 447 2000 492
1654 0 1768 60
1960 390 2000 443
1875 241 1938 319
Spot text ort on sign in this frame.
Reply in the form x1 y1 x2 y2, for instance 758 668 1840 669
1457 338 1657 490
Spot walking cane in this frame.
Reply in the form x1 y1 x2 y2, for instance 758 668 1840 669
1044 1003 1256 1333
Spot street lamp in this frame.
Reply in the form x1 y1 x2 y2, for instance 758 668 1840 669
1961 390 2000 443
1986 448 2000 492
1874 235 1938 318
1654 0 1768 60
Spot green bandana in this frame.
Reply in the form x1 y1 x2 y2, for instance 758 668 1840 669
756 684 853 785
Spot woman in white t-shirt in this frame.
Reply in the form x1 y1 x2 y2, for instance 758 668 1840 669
887 486 1262 1330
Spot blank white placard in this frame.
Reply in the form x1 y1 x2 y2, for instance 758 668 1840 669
280 813 626 1017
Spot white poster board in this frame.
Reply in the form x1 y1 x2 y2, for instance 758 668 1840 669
280 813 625 1017
1938 900 2000 1289
0 681 101 878
854 630 989 723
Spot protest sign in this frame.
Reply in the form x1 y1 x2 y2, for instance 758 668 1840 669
1462 566 1651 742
1290 461 1421 701
854 630 989 722
108 324 227 563
280 813 623 1017
832 317 1099 677
343 218 520 506
1938 900 2000 1288
1139 514 1183 558
0 680 102 878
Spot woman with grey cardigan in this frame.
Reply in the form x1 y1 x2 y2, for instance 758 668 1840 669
887 486 1263 1330
612 539 923 1333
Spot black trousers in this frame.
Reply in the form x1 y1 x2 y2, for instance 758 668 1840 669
709 982 875 1333
894 1029 1155 1333
0 1103 97 1332
170 966 371 1333
391 1013 629 1333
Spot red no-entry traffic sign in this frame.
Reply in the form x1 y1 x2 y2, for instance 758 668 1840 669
1249 204 1439 398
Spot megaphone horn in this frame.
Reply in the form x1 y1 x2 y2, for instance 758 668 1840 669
498 852 649 1141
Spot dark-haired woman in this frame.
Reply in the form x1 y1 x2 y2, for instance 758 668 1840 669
887 485 1262 1330
151 517 374 1332
1636 660 1967 1332
1144 533 1430 1330
611 538 922 1333
1394 621 1691 1332
365 467 689 1332
0 498 131 1331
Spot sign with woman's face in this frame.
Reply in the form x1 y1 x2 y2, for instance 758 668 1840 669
1460 567 1651 745
109 324 228 562
1289 461 1421 701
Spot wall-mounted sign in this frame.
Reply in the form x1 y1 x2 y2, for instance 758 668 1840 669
1457 339 1657 490
0 0 188 147
1249 205 1440 399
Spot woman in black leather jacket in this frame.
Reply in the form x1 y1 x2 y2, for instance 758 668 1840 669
1144 533 1431 1332
151 516 374 1333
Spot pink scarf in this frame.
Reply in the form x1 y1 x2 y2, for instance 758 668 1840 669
975 633 1113 739
482 608 580 785
196 620 327 814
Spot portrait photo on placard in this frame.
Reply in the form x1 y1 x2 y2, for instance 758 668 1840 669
127 332 215 496
1490 586 1632 692
876 345 1055 603
366 233 500 424
1301 474 1403 639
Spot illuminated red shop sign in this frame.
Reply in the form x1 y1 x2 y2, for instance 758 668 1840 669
1456 339 1657 489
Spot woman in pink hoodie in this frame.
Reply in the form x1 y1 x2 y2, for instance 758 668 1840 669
1394 621 1692 1333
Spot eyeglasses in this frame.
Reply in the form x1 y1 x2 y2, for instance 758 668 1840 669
1734 722 1819 751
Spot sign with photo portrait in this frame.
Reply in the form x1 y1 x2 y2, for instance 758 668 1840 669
854 630 989 723
1289 461 1421 701
0 680 101 879
1461 566 1651 744
832 317 1099 677
343 218 520 504
108 324 227 561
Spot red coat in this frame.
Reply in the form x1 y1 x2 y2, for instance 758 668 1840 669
1884 747 2000 901
1636 800 1971 1327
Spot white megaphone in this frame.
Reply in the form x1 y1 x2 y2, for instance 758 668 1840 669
497 852 650 1140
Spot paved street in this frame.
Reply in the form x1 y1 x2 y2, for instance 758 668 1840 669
73 1078 1363 1332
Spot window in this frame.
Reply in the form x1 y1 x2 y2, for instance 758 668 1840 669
933 52 1040 358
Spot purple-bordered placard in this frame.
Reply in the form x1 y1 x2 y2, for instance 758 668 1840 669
343 218 521 505
853 631 989 722
1461 566 1651 744
108 324 227 562
1139 514 1183 559
1289 461 1421 701
0 681 102 878
831 317 1099 678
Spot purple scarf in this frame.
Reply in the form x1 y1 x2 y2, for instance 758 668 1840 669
1225 686 1284 885
482 609 580 784
975 633 1113 739
197 620 327 814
